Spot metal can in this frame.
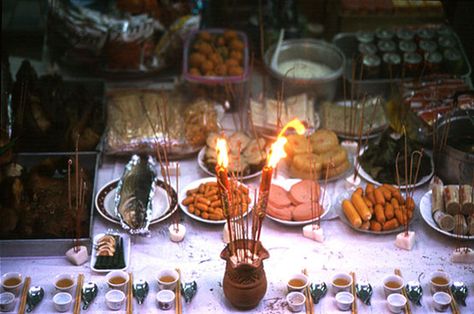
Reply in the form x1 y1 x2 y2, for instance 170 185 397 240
399 40 417 53
358 43 378 57
396 28 415 41
356 31 375 44
362 54 381 79
377 39 397 53
419 40 438 54
416 28 435 41
436 25 453 37
424 51 443 74
438 35 456 49
383 52 402 78
403 52 423 77
443 48 464 75
375 27 395 40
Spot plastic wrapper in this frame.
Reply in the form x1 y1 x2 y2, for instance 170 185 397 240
104 89 222 157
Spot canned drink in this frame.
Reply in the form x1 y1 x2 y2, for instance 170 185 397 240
419 40 438 54
377 39 397 53
438 35 456 49
362 54 381 79
403 52 423 77
383 52 402 78
396 28 415 41
399 40 417 53
424 51 443 74
443 48 463 75
417 28 435 41
375 28 395 40
356 31 375 44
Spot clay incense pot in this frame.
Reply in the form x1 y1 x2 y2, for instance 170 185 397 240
220 239 269 310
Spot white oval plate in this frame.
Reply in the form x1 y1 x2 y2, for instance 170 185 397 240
197 147 263 181
95 178 178 225
179 177 253 224
420 191 474 240
265 178 332 226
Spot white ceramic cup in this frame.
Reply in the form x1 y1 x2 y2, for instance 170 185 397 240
286 291 306 312
156 290 175 311
433 291 452 312
0 292 16 312
105 289 125 311
387 293 407 314
287 273 309 293
429 271 451 294
383 274 404 297
335 291 354 311
106 270 129 292
157 269 179 291
1 272 23 296
53 274 76 294
331 272 353 294
53 292 73 313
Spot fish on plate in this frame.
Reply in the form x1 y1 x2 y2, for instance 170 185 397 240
115 155 156 234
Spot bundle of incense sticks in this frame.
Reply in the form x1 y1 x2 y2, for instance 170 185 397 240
350 272 357 314
126 272 133 314
73 273 84 314
394 269 411 314
302 269 313 314
175 269 182 314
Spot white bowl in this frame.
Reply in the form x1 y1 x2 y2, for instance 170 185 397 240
287 273 309 292
335 291 354 311
286 291 306 312
105 289 125 311
387 293 407 313
433 291 451 312
53 292 72 312
53 274 75 294
1 272 23 296
156 290 175 310
106 270 129 291
0 292 16 312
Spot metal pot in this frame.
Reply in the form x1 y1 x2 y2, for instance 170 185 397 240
435 109 474 184
264 39 345 102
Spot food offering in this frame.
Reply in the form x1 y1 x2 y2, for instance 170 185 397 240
284 129 351 181
420 181 474 239
338 184 415 234
91 233 130 272
199 131 267 179
115 155 157 235
265 179 332 225
179 178 251 224
104 89 221 157
358 130 433 187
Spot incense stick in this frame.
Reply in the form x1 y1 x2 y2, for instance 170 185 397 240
127 272 133 314
350 272 357 314
73 273 84 314
302 269 313 314
17 276 31 314
175 269 182 314
447 286 460 314
394 269 411 314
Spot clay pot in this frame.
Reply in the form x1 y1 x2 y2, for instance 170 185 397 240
220 239 269 310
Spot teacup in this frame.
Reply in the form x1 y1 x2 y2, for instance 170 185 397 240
287 273 309 292
105 289 125 311
156 290 175 310
387 293 407 313
157 269 179 291
429 271 450 294
54 274 75 294
106 270 129 292
286 291 306 312
1 272 23 296
383 275 404 297
331 272 352 294
335 291 354 311
433 291 451 312
53 292 72 312
0 292 16 312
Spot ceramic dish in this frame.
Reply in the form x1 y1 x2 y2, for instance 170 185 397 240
334 191 414 235
265 178 332 226
197 147 263 181
420 191 474 240
179 177 253 224
95 178 178 225
90 232 131 273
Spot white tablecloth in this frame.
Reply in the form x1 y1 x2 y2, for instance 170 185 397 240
1 153 473 314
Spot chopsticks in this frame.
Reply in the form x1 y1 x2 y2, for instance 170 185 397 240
17 276 31 314
175 268 182 314
447 288 460 314
302 269 314 314
73 273 84 314
127 272 133 314
394 269 411 314
350 272 357 314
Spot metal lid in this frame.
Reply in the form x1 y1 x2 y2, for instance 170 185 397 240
358 43 378 55
436 25 453 37
417 28 435 40
403 52 422 64
438 35 456 48
419 40 438 53
399 40 417 53
383 52 401 65
377 39 396 52
356 31 374 44
363 54 381 67
396 28 415 41
425 51 443 64
375 28 395 40
443 48 462 61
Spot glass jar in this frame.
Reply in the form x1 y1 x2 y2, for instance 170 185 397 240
424 51 443 75
396 28 415 41
356 31 375 44
362 54 381 79
443 48 464 75
438 35 456 49
358 42 378 56
419 40 438 55
403 52 422 77
383 52 401 78
377 39 397 53
399 40 417 53
375 28 395 40
416 28 435 41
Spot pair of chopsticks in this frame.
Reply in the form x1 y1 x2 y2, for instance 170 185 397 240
447 287 460 314
73 273 84 314
302 269 314 314
394 269 411 314
350 272 357 314
127 272 133 314
17 276 31 314
175 268 182 314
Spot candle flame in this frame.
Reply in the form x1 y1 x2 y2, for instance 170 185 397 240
216 138 228 168
267 119 306 168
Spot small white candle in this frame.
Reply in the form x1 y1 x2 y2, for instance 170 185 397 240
65 245 89 266
303 224 324 242
169 224 186 242
451 247 474 264
395 231 415 250
223 222 230 244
